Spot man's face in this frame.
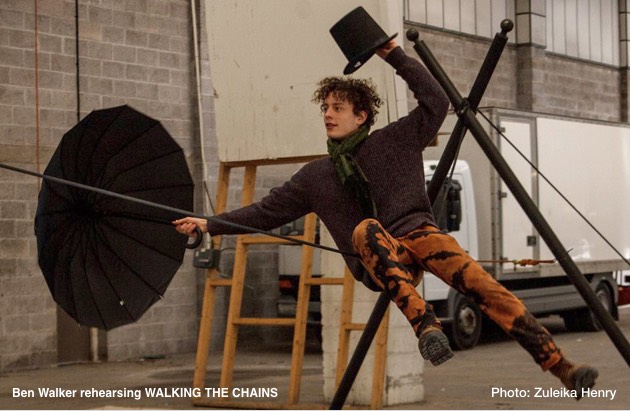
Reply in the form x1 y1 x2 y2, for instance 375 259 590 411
321 93 367 140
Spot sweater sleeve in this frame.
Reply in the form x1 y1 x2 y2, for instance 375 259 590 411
378 46 449 149
206 169 312 236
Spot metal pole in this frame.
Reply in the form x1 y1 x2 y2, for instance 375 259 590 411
329 22 515 410
408 30 630 366
427 19 513 201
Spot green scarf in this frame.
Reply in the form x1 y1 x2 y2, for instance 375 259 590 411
327 125 377 218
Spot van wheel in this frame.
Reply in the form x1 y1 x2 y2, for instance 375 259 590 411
562 283 613 332
445 293 482 350
585 283 614 331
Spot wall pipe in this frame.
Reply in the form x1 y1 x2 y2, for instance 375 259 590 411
75 0 80 122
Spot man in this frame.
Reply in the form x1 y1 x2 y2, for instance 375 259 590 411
174 41 598 397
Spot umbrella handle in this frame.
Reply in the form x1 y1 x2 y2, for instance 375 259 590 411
186 226 203 249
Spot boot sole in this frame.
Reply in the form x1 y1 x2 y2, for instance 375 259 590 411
574 367 599 400
419 331 454 366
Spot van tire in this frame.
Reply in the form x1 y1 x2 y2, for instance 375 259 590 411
562 282 613 332
586 282 614 331
445 293 482 350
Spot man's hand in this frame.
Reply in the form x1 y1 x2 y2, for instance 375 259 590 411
172 217 208 237
376 40 397 59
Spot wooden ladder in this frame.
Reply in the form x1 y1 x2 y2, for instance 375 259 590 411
191 157 390 409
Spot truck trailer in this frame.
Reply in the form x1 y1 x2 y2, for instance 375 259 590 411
423 108 629 349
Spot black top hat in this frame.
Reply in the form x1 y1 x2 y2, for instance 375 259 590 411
330 6 398 75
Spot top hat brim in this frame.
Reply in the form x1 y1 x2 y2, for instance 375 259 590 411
343 32 398 75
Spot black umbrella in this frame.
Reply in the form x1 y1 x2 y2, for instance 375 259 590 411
35 105 195 330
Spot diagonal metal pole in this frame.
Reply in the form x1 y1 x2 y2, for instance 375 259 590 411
407 29 630 367
329 21 514 410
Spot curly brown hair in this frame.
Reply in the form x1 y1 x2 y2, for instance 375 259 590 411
312 77 383 127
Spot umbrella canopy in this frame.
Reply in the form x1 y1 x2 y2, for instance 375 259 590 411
35 105 194 330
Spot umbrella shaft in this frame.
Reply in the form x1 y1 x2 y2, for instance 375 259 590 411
0 161 355 258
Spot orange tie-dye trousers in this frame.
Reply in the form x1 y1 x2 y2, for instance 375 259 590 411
352 218 562 370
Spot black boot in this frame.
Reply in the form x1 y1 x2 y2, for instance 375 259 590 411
549 357 599 400
418 325 454 366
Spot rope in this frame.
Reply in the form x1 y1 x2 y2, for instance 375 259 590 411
477 258 556 268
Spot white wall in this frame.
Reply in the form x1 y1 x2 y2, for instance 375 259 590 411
205 0 401 162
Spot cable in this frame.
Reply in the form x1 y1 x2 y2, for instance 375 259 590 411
478 110 630 269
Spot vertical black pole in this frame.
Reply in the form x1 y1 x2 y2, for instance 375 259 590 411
427 20 513 201
329 22 515 410
408 31 630 366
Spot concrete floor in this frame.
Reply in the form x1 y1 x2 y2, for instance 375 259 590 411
1 307 629 410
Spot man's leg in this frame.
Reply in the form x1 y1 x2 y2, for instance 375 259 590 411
401 225 598 397
352 218 453 365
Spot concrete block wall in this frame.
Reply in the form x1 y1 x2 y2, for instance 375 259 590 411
1 0 67 371
543 55 621 120
410 22 623 122
408 26 519 111
0 0 292 371
89 0 201 362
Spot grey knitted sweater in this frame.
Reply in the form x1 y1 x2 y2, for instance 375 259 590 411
207 47 449 290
